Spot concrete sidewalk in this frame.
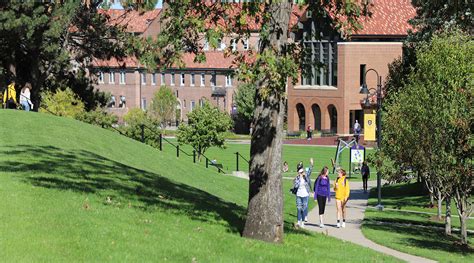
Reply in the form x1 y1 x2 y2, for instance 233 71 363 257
305 180 436 263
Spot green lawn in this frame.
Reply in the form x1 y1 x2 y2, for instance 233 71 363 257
0 110 397 262
362 182 474 262
161 138 375 180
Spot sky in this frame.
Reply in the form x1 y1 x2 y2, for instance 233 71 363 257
110 0 163 9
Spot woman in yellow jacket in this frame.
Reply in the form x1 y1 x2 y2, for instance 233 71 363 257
3 82 17 109
334 169 350 228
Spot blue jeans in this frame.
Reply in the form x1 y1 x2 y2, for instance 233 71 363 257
296 196 308 221
304 197 309 219
20 101 30 111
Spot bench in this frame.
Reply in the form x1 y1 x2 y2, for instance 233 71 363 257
320 129 336 137
210 163 223 170
286 131 302 139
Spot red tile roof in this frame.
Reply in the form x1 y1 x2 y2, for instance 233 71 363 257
92 56 139 68
98 9 161 33
353 0 415 36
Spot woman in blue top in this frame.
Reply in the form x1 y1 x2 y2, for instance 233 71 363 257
313 166 331 228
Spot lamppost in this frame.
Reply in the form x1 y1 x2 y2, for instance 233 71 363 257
359 68 383 211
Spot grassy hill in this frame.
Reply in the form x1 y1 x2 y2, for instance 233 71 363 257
0 110 398 262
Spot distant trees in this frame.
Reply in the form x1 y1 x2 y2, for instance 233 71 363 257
380 31 473 246
149 86 178 128
176 102 232 160
234 83 256 123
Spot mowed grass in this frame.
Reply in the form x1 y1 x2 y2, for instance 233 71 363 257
0 110 398 262
362 182 474 262
161 137 376 180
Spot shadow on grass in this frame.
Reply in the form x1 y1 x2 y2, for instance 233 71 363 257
364 220 473 255
0 145 246 234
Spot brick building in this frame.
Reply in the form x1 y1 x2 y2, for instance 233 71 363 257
93 1 415 133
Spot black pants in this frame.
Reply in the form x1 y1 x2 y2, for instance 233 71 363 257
362 176 369 191
316 195 327 215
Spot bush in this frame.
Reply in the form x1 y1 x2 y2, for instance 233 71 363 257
76 108 118 129
119 109 161 147
40 88 84 118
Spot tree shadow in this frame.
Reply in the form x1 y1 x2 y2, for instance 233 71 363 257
364 220 473 255
0 145 246 234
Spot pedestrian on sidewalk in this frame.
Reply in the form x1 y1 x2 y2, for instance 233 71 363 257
361 161 370 193
334 169 350 228
313 166 331 228
306 125 312 140
303 157 314 222
293 168 310 228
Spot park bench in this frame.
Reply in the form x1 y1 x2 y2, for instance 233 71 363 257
286 131 302 139
210 163 224 170
320 129 336 137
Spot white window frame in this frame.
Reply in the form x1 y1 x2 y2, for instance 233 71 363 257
190 100 195 111
119 71 126 84
200 73 205 86
225 74 232 87
190 73 195 86
231 39 237 51
180 73 185 86
141 97 147 110
203 40 209 51
151 73 156 85
109 71 115 84
161 72 165 85
141 72 146 85
171 72 175 86
243 38 249 50
98 71 104 83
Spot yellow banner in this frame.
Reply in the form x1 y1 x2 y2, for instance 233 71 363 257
364 114 376 141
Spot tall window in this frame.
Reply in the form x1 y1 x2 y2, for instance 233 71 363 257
190 73 195 86
243 39 249 50
211 73 216 87
225 74 232 87
301 41 337 87
161 72 165 85
231 39 237 51
203 40 209 51
180 73 185 86
98 71 104 83
151 73 156 85
120 71 126 84
171 72 175 86
109 72 115 84
200 73 205 86
190 100 195 111
141 72 146 84
141 98 147 110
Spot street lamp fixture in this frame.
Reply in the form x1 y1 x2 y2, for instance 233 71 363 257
359 68 384 211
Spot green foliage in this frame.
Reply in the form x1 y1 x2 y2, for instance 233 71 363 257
177 102 233 158
149 86 177 127
119 108 161 147
40 88 85 118
380 31 473 245
76 108 118 129
234 83 255 121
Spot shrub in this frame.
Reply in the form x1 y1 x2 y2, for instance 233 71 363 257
40 88 84 118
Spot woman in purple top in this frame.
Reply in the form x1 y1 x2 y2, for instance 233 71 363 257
314 166 331 228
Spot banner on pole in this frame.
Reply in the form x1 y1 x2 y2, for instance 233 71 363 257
364 114 376 141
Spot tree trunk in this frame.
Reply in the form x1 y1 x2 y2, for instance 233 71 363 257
436 190 443 220
445 196 451 235
242 2 291 243
460 214 468 246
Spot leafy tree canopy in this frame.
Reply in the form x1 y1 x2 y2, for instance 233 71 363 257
149 86 177 127
234 83 256 122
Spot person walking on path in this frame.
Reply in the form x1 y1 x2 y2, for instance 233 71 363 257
3 81 17 109
293 168 311 228
361 161 370 193
19 83 33 111
313 166 331 228
353 120 361 143
306 124 312 140
334 169 350 228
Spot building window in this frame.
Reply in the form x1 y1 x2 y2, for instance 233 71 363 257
141 98 147 110
243 39 249 50
301 41 337 87
171 73 175 86
98 71 104 83
199 99 205 107
190 100 195 111
360 64 366 86
180 73 185 86
200 73 205 86
190 73 195 86
231 39 237 51
161 72 165 85
120 71 126 84
109 72 115 84
151 73 156 85
119 95 126 108
217 39 225 51
141 72 146 85
211 73 216 87
225 74 232 87
109 95 116 108
203 40 209 51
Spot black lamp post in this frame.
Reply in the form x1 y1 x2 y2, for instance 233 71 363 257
359 68 383 211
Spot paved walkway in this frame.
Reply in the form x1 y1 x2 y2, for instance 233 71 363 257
305 180 436 263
